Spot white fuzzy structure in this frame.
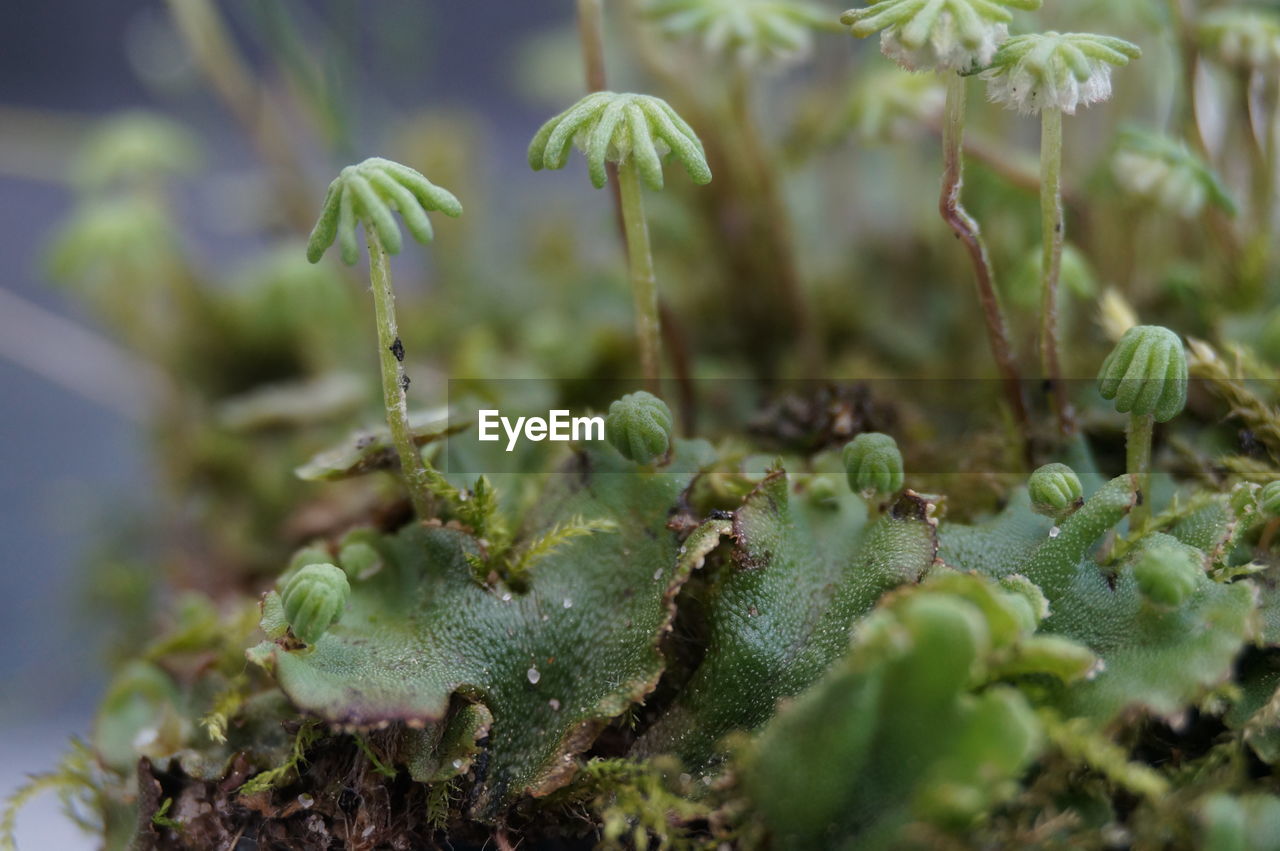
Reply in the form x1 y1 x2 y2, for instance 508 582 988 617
1112 151 1207 219
983 54 1113 115
880 15 1007 73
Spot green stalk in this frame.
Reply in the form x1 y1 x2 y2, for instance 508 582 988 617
367 229 433 518
1040 106 1073 437
1126 412 1154 531
617 159 662 392
939 73 1031 460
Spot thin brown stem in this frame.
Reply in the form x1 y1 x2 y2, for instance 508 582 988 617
940 73 1031 459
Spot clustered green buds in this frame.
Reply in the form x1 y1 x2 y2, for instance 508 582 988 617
842 432 905 497
1198 9 1280 72
841 0 1042 74
1132 543 1202 608
280 562 351 645
1260 481 1280 520
982 32 1141 115
1097 325 1188 422
646 0 832 65
1028 463 1083 521
528 91 712 190
605 391 674 465
306 157 463 265
1111 128 1236 219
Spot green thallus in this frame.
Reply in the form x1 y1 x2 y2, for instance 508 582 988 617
842 0 1038 446
1097 325 1188 530
306 157 463 518
982 31 1140 438
529 92 711 391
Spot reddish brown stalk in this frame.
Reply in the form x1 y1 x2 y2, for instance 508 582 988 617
940 73 1031 460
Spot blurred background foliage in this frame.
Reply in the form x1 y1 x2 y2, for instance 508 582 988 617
5 0 1280 844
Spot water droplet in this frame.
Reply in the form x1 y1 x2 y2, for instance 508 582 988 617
297 793 315 809
549 698 561 711
501 592 512 602
451 758 464 769
1048 526 1061 539
562 598 573 609
653 568 663 580
527 666 541 685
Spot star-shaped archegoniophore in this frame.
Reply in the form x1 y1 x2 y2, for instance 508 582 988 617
982 31 1141 115
1097 324 1188 423
841 0 1042 73
1112 127 1236 219
1198 8 1280 72
528 91 712 190
645 0 833 65
306 157 463 265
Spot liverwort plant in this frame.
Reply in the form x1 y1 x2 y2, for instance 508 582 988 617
645 0 833 66
983 32 1141 437
842 0 1039 448
306 157 463 518
646 0 827 377
1112 127 1236 220
1097 325 1188 530
529 93 711 391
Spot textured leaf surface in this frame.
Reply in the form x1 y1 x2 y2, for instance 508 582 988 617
941 476 1254 720
744 574 1053 849
636 471 938 765
251 444 707 818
